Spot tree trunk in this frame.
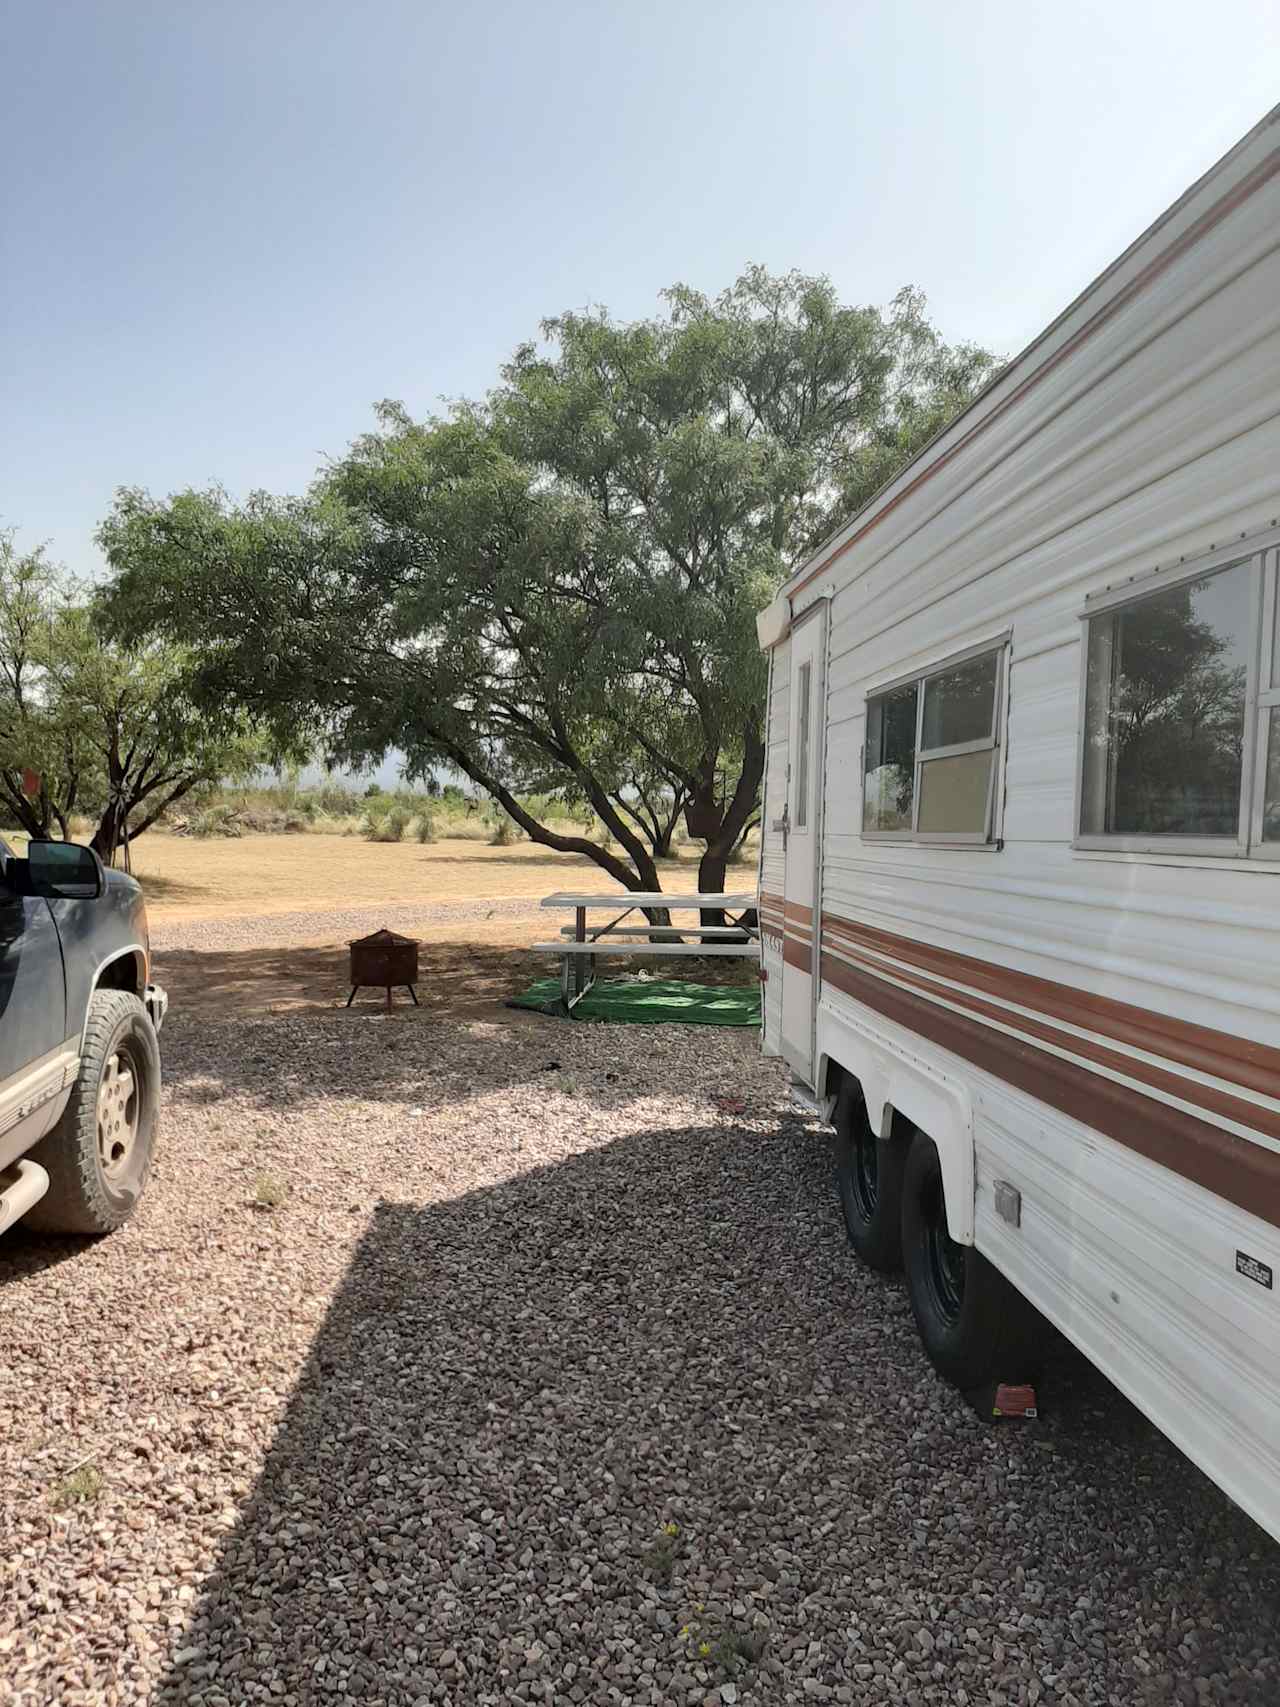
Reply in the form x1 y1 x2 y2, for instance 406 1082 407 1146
696 845 731 928
90 803 127 864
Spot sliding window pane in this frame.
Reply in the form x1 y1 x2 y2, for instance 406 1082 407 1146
863 682 917 831
917 750 993 834
1264 708 1280 842
1080 562 1250 837
922 651 998 749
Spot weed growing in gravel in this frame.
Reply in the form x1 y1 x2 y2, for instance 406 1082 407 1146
643 1520 683 1585
50 1465 103 1509
679 1609 766 1679
253 1173 288 1209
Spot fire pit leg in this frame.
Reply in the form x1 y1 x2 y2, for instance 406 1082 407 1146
346 986 359 1008
407 986 419 1006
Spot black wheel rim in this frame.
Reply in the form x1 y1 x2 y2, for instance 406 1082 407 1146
922 1172 965 1323
850 1119 879 1223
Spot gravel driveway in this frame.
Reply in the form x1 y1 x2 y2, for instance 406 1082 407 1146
2 1002 1278 1705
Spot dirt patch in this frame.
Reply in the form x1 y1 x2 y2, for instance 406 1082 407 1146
156 919 553 1021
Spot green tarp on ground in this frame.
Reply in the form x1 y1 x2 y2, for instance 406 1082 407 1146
507 976 761 1027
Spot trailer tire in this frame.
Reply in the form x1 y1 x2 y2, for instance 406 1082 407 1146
901 1129 1037 1390
833 1078 906 1270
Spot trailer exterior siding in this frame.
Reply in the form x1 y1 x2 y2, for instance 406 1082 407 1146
758 110 1280 1542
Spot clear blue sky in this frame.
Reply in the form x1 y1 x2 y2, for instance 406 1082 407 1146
4 0 1280 581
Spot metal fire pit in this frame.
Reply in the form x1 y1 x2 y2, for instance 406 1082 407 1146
347 928 420 1009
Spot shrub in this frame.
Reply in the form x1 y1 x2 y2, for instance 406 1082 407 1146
50 1465 104 1509
189 805 244 838
414 812 436 843
253 1173 287 1209
488 812 517 846
363 807 408 842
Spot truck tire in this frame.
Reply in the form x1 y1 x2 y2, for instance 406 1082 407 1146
900 1129 1038 1390
833 1078 906 1270
23 990 161 1236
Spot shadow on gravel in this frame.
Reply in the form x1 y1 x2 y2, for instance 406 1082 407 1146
157 1008 763 1128
0 1227 94 1288
148 1116 1280 1706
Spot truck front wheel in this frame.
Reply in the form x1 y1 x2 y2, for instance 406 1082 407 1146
24 990 161 1236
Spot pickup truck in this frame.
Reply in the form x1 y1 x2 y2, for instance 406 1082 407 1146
0 836 167 1238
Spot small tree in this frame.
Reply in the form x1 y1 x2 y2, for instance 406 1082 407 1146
0 534 261 858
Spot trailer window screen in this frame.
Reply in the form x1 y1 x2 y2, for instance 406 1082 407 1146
863 645 1003 840
1080 561 1251 839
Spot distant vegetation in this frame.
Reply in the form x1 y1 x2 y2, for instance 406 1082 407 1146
165 779 681 853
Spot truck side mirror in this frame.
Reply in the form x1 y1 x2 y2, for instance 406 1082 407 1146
27 840 105 900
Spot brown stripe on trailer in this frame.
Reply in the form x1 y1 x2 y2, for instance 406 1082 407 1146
822 914 1280 1099
784 937 813 973
819 954 1280 1232
822 932 1280 1146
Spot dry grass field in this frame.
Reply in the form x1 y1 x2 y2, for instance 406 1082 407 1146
123 832 732 921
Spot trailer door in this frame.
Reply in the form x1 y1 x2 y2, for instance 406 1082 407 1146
778 601 827 1081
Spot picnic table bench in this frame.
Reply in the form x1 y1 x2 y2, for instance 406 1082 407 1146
534 890 759 1009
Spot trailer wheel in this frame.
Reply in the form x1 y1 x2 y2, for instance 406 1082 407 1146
900 1129 1037 1390
833 1078 906 1270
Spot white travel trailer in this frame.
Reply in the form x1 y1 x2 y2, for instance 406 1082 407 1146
757 107 1280 1544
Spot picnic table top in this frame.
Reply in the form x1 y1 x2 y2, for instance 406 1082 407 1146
540 890 756 910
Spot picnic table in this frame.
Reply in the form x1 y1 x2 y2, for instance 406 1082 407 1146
534 890 759 1008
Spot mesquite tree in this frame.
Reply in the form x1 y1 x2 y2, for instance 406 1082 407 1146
98 270 996 895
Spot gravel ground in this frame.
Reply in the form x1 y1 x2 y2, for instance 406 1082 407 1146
150 897 548 953
2 1007 1278 1706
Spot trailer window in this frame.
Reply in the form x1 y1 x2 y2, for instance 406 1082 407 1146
863 644 1004 840
1080 560 1251 842
863 681 918 831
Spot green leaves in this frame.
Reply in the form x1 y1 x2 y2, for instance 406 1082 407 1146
0 529 262 853
95 267 996 891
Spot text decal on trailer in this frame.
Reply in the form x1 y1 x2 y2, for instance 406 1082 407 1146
1236 1251 1274 1291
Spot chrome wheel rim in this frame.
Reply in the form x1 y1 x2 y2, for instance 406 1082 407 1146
97 1049 139 1180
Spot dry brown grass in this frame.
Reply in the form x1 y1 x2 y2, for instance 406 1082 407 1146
127 833 719 921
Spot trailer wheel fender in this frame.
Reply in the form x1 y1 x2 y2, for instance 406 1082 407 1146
816 1008 975 1243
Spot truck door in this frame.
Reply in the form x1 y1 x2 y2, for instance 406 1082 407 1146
778 601 827 1081
0 847 70 1162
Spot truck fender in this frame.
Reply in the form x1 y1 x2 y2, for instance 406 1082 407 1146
817 999 975 1243
80 946 148 1050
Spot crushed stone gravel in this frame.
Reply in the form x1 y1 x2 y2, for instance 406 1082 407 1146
1 1001 1277 1706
